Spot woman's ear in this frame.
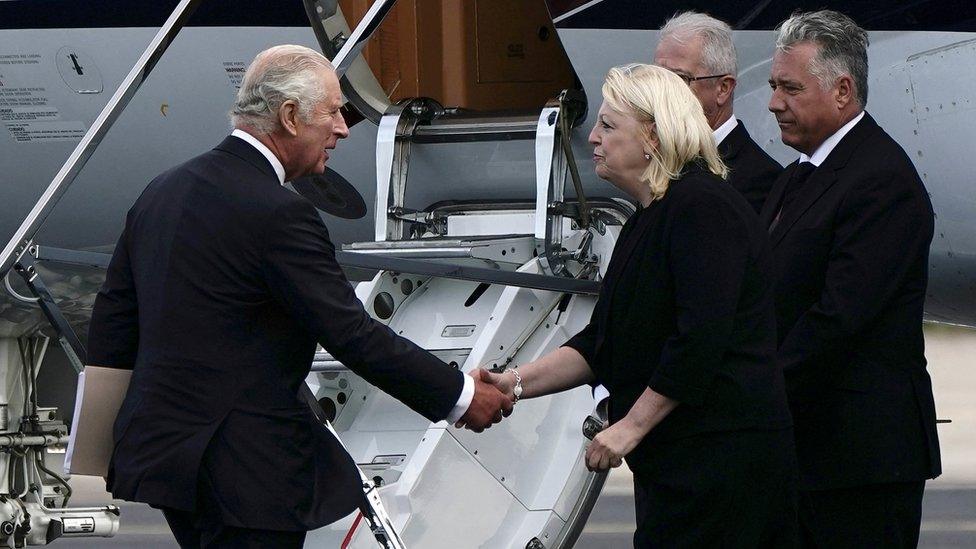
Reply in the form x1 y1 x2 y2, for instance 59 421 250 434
646 122 659 153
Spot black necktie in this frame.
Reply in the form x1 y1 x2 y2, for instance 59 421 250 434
769 161 816 232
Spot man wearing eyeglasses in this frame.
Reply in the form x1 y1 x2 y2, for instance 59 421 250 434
654 11 781 213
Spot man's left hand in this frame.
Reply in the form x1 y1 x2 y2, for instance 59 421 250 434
585 419 643 472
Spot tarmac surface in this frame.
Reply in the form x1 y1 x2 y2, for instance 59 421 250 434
57 324 976 548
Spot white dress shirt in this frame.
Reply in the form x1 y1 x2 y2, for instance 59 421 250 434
229 129 475 422
712 116 738 147
799 111 865 167
446 373 475 423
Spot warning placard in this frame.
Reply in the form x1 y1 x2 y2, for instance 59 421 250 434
0 53 41 66
223 61 246 90
0 86 49 107
5 120 87 142
0 106 60 122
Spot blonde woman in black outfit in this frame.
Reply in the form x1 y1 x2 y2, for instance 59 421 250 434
476 64 798 547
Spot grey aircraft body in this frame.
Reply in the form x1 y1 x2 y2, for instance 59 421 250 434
0 0 973 546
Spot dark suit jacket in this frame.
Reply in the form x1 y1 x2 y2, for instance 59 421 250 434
719 121 782 214
87 136 465 530
759 113 941 490
564 162 792 476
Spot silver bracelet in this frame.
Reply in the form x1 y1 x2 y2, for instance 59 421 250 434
510 369 523 402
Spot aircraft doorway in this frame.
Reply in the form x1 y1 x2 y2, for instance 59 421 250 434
338 0 581 113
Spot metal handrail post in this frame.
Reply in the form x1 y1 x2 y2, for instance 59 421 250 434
330 0 398 78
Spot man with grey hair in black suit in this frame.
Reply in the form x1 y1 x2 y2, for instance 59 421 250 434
654 10 781 213
88 44 513 548
764 11 941 548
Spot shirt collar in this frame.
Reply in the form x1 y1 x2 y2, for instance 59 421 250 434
712 116 738 146
799 111 865 167
231 128 285 185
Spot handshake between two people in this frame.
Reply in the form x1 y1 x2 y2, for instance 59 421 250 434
453 368 517 432
451 362 656 474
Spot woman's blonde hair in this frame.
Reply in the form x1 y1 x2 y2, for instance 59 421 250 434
602 63 727 201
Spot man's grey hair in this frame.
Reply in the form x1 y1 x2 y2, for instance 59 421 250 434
776 10 869 107
230 44 334 134
660 11 737 77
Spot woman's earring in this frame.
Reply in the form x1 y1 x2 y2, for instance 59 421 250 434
644 153 651 160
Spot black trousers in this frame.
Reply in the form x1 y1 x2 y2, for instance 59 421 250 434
799 481 925 549
632 428 799 548
161 507 307 549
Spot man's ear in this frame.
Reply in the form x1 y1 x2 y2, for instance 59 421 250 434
278 100 300 136
716 75 736 107
835 75 856 110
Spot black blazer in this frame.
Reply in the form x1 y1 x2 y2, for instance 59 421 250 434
87 136 465 530
719 121 782 214
564 163 792 476
759 113 941 490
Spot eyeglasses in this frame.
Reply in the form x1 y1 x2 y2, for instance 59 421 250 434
619 62 642 75
671 71 728 85
616 64 729 85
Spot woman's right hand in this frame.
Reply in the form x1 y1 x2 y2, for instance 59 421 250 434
474 368 518 401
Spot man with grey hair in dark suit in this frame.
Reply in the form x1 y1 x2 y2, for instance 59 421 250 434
88 44 513 548
654 10 781 213
764 11 941 548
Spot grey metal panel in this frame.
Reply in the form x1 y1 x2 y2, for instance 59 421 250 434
904 39 976 324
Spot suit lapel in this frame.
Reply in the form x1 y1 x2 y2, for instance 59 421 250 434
717 121 746 161
589 198 656 357
603 203 653 287
768 164 838 246
767 113 880 248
